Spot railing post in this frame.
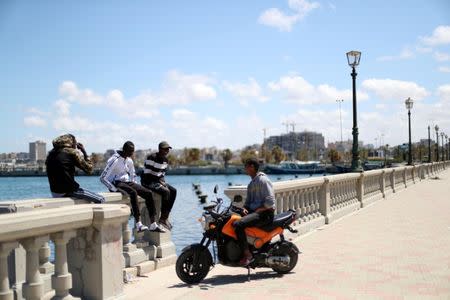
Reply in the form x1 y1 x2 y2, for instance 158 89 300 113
357 173 365 207
403 167 407 188
391 169 396 193
0 242 18 300
51 230 78 300
319 178 331 224
380 170 385 198
21 235 49 300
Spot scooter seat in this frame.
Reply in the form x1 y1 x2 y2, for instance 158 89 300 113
260 210 295 232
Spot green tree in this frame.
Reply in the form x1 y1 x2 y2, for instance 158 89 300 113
296 149 308 161
240 148 258 164
271 146 286 163
221 149 233 168
328 149 341 163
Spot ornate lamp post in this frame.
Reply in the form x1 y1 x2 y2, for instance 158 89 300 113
405 97 413 165
428 126 431 163
346 50 362 172
446 134 449 160
441 132 445 161
435 125 439 161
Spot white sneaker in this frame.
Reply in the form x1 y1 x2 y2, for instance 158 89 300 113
136 222 149 232
149 222 166 233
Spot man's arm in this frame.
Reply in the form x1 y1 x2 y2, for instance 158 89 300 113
100 157 119 192
71 149 93 174
256 177 275 212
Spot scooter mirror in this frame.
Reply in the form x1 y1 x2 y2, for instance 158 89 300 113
233 195 243 203
213 185 219 194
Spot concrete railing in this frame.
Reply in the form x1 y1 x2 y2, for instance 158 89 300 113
224 161 450 235
0 204 129 300
0 193 177 300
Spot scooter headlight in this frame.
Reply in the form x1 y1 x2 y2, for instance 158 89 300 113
199 215 207 230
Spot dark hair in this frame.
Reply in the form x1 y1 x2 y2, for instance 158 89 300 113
244 157 259 171
123 141 135 152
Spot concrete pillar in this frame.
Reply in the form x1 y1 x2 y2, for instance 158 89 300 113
357 173 365 207
68 205 129 300
319 178 331 224
7 245 25 300
403 168 407 188
51 230 78 300
39 243 54 274
0 242 18 300
380 170 385 198
21 235 49 300
122 222 148 268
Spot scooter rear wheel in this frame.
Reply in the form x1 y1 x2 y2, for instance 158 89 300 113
176 248 211 284
271 241 299 274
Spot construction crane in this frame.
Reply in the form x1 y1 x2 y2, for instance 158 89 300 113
290 122 298 133
281 122 290 133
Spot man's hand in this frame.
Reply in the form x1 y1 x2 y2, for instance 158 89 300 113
77 143 88 158
241 208 248 215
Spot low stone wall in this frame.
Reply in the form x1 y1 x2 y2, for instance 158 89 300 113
224 161 450 237
0 192 176 300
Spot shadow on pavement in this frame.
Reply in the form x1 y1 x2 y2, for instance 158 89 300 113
169 270 291 290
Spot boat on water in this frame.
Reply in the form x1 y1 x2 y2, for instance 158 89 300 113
264 161 326 174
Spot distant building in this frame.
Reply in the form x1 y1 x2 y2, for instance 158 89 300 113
29 141 46 162
265 131 325 160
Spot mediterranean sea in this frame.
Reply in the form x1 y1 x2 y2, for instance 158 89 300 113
0 173 320 254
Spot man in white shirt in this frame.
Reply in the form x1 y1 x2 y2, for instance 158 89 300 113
100 141 165 232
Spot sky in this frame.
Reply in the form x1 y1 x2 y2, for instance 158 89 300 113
1 0 449 153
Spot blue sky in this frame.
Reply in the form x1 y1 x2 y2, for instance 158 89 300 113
1 0 449 153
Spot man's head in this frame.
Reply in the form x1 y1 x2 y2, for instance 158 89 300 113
122 141 135 158
52 133 76 149
244 157 259 177
158 141 172 157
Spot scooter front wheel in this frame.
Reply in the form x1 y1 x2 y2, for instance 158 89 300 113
176 248 211 284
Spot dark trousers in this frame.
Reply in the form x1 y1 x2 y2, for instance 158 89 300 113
234 209 274 254
114 181 156 223
143 182 176 220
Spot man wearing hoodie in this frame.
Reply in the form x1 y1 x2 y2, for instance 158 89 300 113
46 134 105 203
100 141 165 233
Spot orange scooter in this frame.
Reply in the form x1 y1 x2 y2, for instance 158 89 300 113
176 186 300 284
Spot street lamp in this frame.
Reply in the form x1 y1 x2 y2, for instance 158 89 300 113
428 126 431 163
435 125 439 161
405 97 413 165
441 132 445 161
346 50 362 172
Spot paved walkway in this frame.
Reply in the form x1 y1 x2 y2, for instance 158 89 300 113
124 169 450 300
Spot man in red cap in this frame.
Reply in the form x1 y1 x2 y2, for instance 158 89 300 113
141 141 177 230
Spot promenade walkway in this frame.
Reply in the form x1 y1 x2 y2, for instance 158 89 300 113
124 168 450 300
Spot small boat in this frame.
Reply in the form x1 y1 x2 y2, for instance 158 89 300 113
264 161 326 174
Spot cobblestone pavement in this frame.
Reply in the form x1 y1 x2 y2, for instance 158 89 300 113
124 169 450 300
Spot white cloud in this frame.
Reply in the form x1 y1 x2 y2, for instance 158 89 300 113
420 25 450 46
258 0 319 32
437 84 450 104
434 51 450 62
27 107 49 116
159 70 217 105
377 47 415 62
59 81 103 105
54 100 71 115
268 74 368 104
24 116 47 127
438 66 450 73
223 78 268 106
361 79 429 101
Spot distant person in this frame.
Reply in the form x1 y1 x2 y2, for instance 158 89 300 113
100 141 165 232
141 141 176 230
233 157 275 266
46 134 105 203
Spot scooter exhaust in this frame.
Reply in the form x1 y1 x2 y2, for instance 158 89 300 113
265 256 290 268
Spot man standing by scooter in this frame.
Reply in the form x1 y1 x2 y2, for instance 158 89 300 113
234 158 275 265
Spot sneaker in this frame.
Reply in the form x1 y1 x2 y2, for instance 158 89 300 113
136 222 149 232
159 219 173 230
149 222 166 233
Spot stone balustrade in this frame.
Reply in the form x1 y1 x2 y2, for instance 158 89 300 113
0 204 129 300
0 192 177 300
225 161 449 235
